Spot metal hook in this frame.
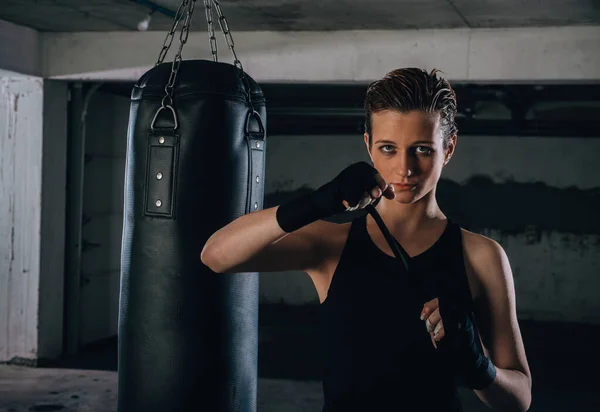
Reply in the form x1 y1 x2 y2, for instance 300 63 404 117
245 109 265 139
151 104 179 131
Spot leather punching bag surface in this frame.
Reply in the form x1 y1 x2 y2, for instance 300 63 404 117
119 60 266 412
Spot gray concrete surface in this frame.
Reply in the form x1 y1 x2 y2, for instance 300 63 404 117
2 0 599 32
0 365 117 412
0 76 68 363
0 367 484 412
2 365 600 412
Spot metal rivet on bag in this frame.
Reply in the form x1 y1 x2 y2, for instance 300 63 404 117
255 141 261 148
256 175 260 183
156 172 163 180
254 202 258 210
156 199 162 207
159 137 165 144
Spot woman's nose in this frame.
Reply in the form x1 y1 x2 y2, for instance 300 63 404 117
394 152 415 178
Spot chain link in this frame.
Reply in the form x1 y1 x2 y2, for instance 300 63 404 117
212 0 243 73
161 0 197 109
204 0 218 62
211 0 253 109
155 0 254 117
155 0 189 66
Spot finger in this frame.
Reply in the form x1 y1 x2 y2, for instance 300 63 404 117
430 333 438 349
344 192 370 211
433 321 445 342
428 307 442 326
358 192 372 209
425 318 435 333
382 184 395 200
344 199 360 212
374 173 387 192
433 320 443 336
420 298 439 320
370 185 382 199
343 199 358 211
420 305 430 321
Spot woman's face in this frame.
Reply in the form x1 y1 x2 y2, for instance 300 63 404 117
364 110 455 204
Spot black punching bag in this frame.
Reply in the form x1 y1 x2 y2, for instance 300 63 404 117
118 59 266 412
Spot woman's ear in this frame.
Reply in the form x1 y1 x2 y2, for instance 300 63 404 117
443 134 457 166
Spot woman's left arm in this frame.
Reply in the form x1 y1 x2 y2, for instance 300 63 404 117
465 234 532 411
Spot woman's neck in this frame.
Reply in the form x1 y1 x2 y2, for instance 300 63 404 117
374 189 445 234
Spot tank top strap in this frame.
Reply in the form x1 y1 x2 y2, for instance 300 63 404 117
321 215 370 306
334 214 372 266
352 213 369 238
346 213 390 263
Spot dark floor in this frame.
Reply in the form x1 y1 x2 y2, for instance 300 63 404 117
40 304 326 379
42 304 600 391
4 303 591 411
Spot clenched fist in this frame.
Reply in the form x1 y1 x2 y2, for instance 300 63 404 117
420 296 497 389
420 298 445 349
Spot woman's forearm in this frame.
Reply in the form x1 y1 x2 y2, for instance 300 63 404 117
474 366 531 411
200 206 286 273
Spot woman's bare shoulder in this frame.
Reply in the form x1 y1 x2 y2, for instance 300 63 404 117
460 228 512 300
460 228 507 262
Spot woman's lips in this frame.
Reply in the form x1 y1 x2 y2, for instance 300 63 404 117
392 183 417 191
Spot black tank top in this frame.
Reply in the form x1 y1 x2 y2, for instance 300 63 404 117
319 214 474 412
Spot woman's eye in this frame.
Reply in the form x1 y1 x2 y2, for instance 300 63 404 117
380 145 395 153
415 146 433 155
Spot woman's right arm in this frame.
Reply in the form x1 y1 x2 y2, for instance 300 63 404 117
200 206 326 274
201 161 393 274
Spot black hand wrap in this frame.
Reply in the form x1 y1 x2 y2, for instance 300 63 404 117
438 299 497 390
276 162 380 233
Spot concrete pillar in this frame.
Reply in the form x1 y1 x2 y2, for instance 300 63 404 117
0 72 67 363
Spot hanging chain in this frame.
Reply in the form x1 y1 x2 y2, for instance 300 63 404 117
155 0 189 66
153 0 254 116
211 0 253 109
160 0 197 109
212 0 243 73
204 0 218 62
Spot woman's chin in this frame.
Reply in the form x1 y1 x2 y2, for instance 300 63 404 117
392 188 423 204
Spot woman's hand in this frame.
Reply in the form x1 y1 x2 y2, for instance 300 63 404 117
341 166 395 212
421 296 498 390
421 298 444 349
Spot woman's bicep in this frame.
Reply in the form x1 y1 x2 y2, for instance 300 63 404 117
468 235 531 379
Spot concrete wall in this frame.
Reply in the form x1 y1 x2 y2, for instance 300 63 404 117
78 91 600 343
0 75 67 363
79 91 130 346
261 134 600 324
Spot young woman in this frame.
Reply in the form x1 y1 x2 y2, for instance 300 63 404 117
201 68 532 412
